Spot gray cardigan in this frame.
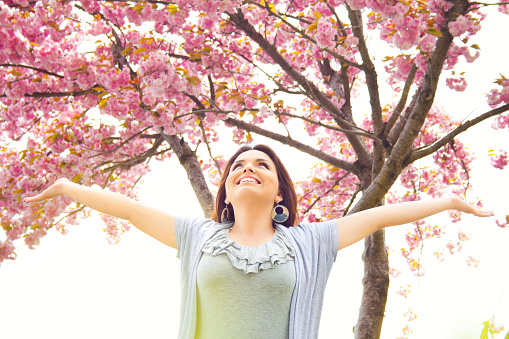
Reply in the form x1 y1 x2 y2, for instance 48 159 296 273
175 217 338 339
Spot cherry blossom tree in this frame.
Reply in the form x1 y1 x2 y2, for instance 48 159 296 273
1 0 508 337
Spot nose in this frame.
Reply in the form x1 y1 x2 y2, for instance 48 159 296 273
243 163 256 173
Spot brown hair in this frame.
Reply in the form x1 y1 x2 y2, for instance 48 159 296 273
212 144 298 227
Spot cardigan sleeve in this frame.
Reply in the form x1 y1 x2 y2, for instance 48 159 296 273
174 216 227 259
174 215 193 259
292 220 339 262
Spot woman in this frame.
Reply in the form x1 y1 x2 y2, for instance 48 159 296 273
24 144 493 339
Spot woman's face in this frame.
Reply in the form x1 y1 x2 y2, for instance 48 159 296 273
224 150 281 206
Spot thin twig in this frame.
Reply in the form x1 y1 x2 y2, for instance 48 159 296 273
0 64 64 79
302 171 351 215
343 185 361 216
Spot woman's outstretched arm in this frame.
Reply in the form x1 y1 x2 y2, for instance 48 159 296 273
336 195 493 250
24 178 177 248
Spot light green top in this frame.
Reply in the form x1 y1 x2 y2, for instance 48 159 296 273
195 228 296 338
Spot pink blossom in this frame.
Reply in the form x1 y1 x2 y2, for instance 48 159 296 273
490 151 508 170
448 15 472 37
428 0 454 14
466 255 479 267
419 34 436 53
0 240 15 265
24 228 47 249
314 17 336 49
344 35 359 47
397 285 411 298
6 224 26 240
491 113 509 129
495 217 508 228
389 268 401 278
487 78 509 108
499 0 509 14
446 77 468 92
445 241 456 254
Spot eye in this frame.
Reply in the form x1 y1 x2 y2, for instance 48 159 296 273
259 162 269 169
232 163 242 170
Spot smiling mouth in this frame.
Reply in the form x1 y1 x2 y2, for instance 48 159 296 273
237 177 260 185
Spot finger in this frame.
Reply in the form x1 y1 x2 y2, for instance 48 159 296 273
24 195 44 203
475 210 494 217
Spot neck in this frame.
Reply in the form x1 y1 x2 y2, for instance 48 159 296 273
229 202 275 245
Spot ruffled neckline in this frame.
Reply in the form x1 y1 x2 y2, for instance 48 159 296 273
201 228 295 274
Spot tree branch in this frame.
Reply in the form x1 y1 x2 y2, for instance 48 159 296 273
98 147 170 173
89 127 152 159
470 1 509 8
160 133 214 217
0 90 90 98
301 171 351 215
0 64 64 79
383 63 417 140
347 7 383 137
224 117 359 174
409 103 509 163
277 111 381 142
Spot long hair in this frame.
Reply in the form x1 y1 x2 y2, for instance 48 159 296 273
212 144 299 227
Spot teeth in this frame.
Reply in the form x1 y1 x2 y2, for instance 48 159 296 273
239 178 258 184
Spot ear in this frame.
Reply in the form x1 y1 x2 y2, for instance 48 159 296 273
275 193 283 204
225 198 230 205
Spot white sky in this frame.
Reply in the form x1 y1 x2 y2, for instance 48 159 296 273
1 6 508 339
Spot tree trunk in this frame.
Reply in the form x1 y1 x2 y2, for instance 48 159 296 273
354 230 390 338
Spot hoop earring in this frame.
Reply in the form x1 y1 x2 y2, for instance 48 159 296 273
221 204 231 223
271 203 289 223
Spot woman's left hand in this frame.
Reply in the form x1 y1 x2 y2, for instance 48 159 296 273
449 195 494 217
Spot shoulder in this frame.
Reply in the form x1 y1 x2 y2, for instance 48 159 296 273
285 219 337 240
175 217 231 258
175 216 218 229
175 216 228 235
279 219 339 263
175 216 232 242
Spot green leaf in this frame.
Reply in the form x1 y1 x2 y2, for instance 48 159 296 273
121 47 133 56
426 28 443 37
2 222 12 231
72 174 83 183
480 321 491 339
187 76 201 86
133 47 147 54
98 97 109 109
166 4 179 14
306 22 318 34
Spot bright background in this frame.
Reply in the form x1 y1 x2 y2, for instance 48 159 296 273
1 7 508 339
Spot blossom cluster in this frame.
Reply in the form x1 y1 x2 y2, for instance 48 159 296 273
487 75 509 108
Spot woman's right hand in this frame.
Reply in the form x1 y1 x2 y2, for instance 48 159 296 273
24 178 71 204
23 178 177 248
